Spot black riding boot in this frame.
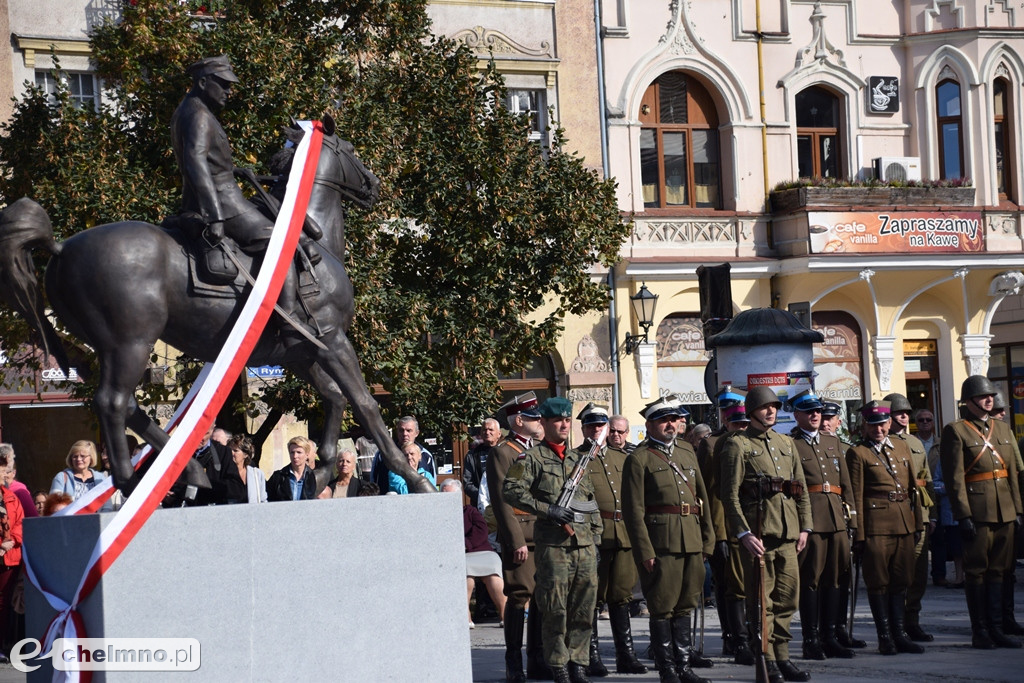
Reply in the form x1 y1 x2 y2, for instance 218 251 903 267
966 582 996 649
649 619 682 683
1003 576 1024 635
776 659 811 682
987 582 1023 648
608 603 647 674
588 609 608 677
670 616 711 683
675 613 712 668
904 608 933 642
888 592 924 653
526 604 553 680
568 662 592 683
550 666 571 683
835 572 867 648
819 586 854 658
504 604 527 683
867 593 896 655
799 587 826 660
729 599 755 665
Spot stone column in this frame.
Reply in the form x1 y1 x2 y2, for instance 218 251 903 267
872 335 896 393
635 341 656 399
961 333 992 376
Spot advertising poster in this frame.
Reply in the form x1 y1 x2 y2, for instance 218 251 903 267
656 316 711 405
808 211 983 254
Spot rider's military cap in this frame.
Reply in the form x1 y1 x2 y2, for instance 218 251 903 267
188 55 239 83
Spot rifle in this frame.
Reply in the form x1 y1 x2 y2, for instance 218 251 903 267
849 546 861 640
753 474 770 683
555 425 607 536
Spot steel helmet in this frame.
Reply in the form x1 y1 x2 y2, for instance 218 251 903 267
960 375 997 403
882 393 913 413
745 386 781 412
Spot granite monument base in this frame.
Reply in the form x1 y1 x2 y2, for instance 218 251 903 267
24 491 472 681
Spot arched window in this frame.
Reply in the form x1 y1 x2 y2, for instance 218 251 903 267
796 86 841 179
993 78 1014 200
936 79 964 178
639 72 721 210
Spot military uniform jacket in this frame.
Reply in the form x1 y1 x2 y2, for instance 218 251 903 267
622 438 715 564
587 446 631 550
790 428 855 533
720 426 812 541
502 442 602 547
486 434 536 550
893 431 935 514
939 416 1022 524
698 430 729 543
170 94 252 223
846 438 922 542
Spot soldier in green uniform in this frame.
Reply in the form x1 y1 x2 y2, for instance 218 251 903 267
994 395 1024 637
939 376 1023 649
486 392 545 682
720 386 812 683
846 400 924 656
503 397 603 683
884 392 935 642
821 400 867 649
579 403 647 676
622 396 714 683
788 390 856 660
697 389 755 664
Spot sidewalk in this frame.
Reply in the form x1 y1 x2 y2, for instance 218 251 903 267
470 565 1024 682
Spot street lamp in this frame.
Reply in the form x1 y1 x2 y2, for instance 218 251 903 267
623 283 658 355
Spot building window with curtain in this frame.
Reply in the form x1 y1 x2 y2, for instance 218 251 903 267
796 85 842 179
505 89 547 145
936 79 964 179
639 72 721 210
993 78 1014 200
35 70 99 111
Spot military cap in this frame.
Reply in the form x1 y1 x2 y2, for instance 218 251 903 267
187 55 239 83
790 389 824 413
860 400 891 424
538 397 573 419
821 401 842 417
576 402 610 425
716 386 746 409
502 391 541 419
665 394 691 418
882 392 913 414
745 385 782 411
641 396 684 422
723 404 750 423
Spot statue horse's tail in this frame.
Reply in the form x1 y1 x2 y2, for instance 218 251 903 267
0 197 70 373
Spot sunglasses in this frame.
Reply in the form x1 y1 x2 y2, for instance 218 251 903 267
609 429 628 435
917 418 933 423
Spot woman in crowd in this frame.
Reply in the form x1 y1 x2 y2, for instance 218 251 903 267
42 493 72 516
388 443 436 495
32 492 46 516
49 441 112 509
214 435 267 504
318 450 366 498
0 471 23 662
267 436 318 501
0 447 36 518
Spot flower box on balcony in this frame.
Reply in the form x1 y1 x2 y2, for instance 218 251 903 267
770 186 975 213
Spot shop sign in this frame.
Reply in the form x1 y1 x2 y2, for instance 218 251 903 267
868 76 899 113
808 211 983 254
812 312 863 402
657 366 710 405
247 365 284 379
656 317 710 363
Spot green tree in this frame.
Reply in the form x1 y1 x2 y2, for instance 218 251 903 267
0 1 627 437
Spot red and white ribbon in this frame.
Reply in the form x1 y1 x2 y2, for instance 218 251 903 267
23 121 325 682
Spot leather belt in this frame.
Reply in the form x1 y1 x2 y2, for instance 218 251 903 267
647 503 701 516
600 510 624 521
512 507 533 516
915 479 927 488
965 469 1008 483
808 483 842 495
866 491 907 502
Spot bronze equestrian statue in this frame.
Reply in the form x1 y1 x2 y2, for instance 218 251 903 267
0 56 434 498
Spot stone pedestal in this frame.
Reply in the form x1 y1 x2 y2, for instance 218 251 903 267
24 492 472 681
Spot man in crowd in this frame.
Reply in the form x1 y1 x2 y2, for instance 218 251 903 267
267 436 318 501
788 390 856 660
579 403 647 676
721 386 812 683
914 409 937 455
487 392 545 682
846 401 923 656
608 415 636 455
885 392 935 643
623 396 714 683
697 389 754 665
371 416 435 492
504 397 602 683
464 418 502 509
940 376 1023 649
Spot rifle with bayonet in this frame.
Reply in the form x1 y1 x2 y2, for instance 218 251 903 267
552 424 607 536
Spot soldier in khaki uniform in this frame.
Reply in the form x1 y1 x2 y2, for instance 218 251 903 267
720 386 812 683
622 397 714 683
697 390 755 665
503 397 603 683
846 401 924 656
788 390 856 661
579 404 647 676
884 392 936 642
939 376 1023 650
486 392 545 682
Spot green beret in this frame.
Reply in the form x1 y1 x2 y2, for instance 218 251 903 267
539 397 573 418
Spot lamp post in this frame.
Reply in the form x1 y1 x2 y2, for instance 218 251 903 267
623 283 658 355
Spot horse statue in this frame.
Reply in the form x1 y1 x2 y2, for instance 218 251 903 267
0 115 435 497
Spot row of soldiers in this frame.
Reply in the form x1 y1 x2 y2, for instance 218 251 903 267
485 375 1023 683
